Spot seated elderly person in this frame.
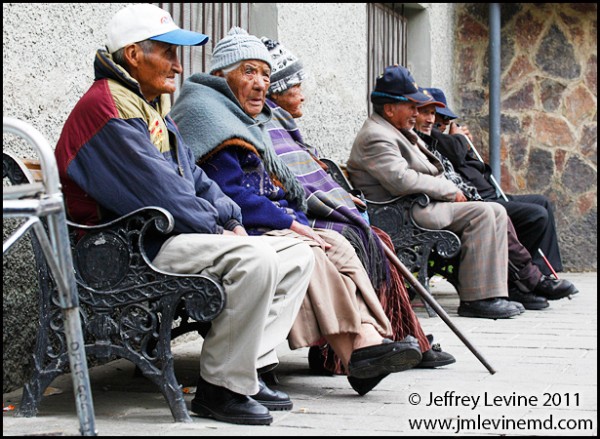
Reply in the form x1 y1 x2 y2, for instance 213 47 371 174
172 28 423 397
53 5 316 426
260 37 456 372
419 87 577 299
413 94 576 310
348 65 521 320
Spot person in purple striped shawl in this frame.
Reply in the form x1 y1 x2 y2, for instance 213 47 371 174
261 37 456 376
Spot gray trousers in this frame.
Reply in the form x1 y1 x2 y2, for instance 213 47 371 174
413 201 509 301
152 234 314 395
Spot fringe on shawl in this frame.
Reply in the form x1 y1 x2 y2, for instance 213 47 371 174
341 225 389 291
317 226 431 375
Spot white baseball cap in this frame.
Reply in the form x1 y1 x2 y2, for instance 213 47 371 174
106 4 209 53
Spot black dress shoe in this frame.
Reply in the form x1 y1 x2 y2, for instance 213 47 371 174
508 287 549 310
348 336 422 379
250 377 293 411
191 376 272 425
347 373 389 396
458 298 521 319
509 301 526 314
534 276 578 300
416 343 456 368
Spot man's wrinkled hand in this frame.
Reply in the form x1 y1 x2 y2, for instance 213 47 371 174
454 191 468 202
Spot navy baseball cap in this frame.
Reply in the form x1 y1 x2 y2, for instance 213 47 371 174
418 88 446 108
424 88 458 120
371 65 433 105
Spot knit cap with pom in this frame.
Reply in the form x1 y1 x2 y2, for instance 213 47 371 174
210 27 272 73
261 37 307 95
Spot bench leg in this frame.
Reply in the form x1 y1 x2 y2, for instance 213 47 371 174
144 300 193 423
17 370 62 417
17 302 67 417
158 359 193 423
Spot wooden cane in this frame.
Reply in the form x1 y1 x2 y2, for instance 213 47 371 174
381 243 496 375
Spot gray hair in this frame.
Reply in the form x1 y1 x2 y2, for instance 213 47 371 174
372 103 385 116
111 40 156 71
217 61 242 78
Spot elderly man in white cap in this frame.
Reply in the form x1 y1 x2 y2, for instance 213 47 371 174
54 4 315 426
172 28 426 399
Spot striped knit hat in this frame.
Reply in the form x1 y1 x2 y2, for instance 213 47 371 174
261 37 307 95
210 27 272 73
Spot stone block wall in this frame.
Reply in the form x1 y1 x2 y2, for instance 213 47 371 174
453 3 597 271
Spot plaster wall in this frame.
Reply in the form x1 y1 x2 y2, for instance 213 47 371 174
406 4 456 108
275 3 369 162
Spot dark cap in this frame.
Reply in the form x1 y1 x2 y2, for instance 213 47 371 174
371 65 433 105
418 88 446 108
424 88 458 119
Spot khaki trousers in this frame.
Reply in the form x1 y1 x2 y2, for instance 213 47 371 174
266 228 392 349
413 201 509 301
152 234 314 395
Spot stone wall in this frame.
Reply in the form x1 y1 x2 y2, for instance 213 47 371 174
453 3 597 271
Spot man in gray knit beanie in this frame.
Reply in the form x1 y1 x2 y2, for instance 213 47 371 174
210 27 272 73
173 26 428 408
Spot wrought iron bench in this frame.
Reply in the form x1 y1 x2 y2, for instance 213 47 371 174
321 158 461 315
3 150 226 423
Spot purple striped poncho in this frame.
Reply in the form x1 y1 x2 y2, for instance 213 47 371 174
264 100 432 369
265 99 388 289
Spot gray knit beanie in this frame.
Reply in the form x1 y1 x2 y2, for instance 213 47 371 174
210 27 272 73
261 37 307 95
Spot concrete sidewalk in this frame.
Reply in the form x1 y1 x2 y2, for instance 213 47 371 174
3 272 597 436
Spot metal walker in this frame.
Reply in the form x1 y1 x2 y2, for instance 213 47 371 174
3 117 97 436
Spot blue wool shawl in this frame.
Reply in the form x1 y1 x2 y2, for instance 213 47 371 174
171 73 307 212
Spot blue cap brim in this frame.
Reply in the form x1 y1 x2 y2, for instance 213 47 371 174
404 91 434 104
418 100 446 109
149 29 209 46
436 106 458 119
